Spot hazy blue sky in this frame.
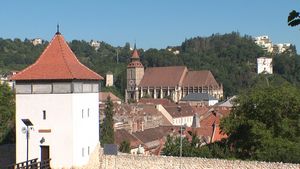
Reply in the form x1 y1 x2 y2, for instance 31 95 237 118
1 0 299 50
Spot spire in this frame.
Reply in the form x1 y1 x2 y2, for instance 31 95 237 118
127 43 143 68
134 41 136 50
56 24 61 35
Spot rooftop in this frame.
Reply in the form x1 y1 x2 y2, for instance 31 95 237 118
11 32 103 81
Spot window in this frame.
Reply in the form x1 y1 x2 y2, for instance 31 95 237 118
88 146 90 155
82 109 84 119
87 108 90 117
82 148 84 157
43 110 46 120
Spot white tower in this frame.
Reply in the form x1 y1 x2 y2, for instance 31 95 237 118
105 71 113 87
257 57 273 74
11 31 103 168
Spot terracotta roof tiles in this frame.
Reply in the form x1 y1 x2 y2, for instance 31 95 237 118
139 66 187 87
11 33 103 81
182 71 219 87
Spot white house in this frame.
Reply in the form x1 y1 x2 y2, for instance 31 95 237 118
257 57 273 74
12 31 103 168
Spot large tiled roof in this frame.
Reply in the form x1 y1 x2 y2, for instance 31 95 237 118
182 71 219 87
11 33 103 81
138 98 171 105
114 129 143 148
163 103 195 118
133 126 176 143
139 66 187 87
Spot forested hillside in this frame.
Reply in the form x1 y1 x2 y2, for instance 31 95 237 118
0 32 299 97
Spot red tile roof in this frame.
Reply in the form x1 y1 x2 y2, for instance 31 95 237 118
127 49 144 68
114 129 143 148
133 126 176 143
182 71 219 87
131 49 139 59
138 98 171 105
11 33 103 81
99 92 121 102
163 103 195 118
189 112 228 143
139 66 187 87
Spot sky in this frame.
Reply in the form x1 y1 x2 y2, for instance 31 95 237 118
1 0 300 51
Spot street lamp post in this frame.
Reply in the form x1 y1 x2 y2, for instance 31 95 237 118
177 105 182 169
21 119 33 169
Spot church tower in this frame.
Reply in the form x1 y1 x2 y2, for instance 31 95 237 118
12 30 103 168
126 45 144 102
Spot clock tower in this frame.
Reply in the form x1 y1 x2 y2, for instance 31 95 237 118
126 45 144 102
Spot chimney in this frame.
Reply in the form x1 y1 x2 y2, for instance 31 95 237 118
191 113 200 128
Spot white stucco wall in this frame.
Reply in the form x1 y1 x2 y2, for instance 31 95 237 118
257 57 273 74
16 93 99 168
208 100 219 106
173 116 193 127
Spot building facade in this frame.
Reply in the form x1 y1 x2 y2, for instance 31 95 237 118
257 57 273 74
125 49 223 103
12 31 103 168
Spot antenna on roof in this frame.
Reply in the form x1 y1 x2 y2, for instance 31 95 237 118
56 23 61 35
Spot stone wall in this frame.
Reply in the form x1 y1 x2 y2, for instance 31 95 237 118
99 154 300 169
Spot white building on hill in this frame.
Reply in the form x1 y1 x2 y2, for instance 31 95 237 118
11 30 103 168
257 57 273 74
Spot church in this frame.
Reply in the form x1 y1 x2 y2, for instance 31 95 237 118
125 48 223 103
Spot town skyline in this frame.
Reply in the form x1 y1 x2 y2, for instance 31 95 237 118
1 0 299 51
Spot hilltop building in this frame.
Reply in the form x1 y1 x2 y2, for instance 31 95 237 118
11 30 103 168
125 47 223 103
90 40 101 50
31 38 43 46
257 57 273 74
254 35 291 54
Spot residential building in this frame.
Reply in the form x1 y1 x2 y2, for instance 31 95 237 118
12 31 103 168
31 38 43 46
90 40 101 50
254 35 291 54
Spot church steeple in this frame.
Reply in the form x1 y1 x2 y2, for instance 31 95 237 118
127 43 143 68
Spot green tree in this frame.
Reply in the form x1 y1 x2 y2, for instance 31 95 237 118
288 10 300 27
100 96 115 146
119 140 130 153
0 83 15 144
221 84 300 163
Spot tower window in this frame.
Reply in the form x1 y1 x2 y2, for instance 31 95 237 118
88 146 90 155
82 147 84 157
82 109 84 119
43 110 46 120
87 108 90 117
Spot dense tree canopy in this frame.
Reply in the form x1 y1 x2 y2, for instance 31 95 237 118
0 32 299 98
288 10 300 27
221 82 300 163
100 96 115 145
0 83 15 144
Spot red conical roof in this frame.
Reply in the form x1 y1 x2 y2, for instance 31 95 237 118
127 49 144 68
131 49 139 59
11 33 103 81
